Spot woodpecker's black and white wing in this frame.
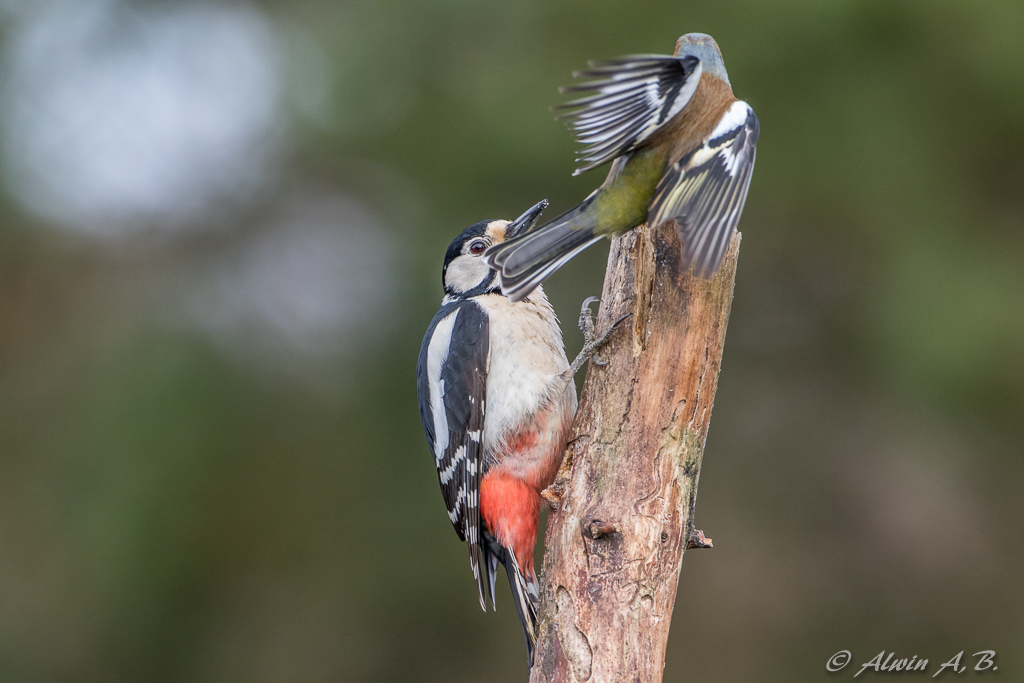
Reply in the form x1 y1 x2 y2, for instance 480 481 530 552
649 100 759 277
556 54 702 175
416 300 491 608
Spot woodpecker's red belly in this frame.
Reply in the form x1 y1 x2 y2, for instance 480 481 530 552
480 391 575 575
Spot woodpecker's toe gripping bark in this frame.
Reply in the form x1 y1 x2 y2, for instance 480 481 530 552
564 297 631 380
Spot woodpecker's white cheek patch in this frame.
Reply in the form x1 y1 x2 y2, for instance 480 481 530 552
426 308 460 460
444 255 491 293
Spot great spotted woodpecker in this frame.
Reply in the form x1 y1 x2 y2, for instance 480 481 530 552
486 33 759 301
416 201 626 663
416 200 573 662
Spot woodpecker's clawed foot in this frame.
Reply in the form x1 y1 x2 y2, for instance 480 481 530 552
564 297 630 380
577 296 601 345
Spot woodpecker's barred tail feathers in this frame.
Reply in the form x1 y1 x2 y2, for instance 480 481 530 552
415 300 491 608
484 211 602 303
486 537 540 665
649 100 759 276
556 55 702 175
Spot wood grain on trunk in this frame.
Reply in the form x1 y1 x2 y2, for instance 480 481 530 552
529 219 740 683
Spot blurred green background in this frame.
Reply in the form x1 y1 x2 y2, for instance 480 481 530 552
1 1 1022 680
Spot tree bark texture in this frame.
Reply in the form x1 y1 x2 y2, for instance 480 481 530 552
530 219 740 683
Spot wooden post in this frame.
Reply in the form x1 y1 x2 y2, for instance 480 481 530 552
530 215 740 682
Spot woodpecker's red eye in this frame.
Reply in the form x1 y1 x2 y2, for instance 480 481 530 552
469 240 487 255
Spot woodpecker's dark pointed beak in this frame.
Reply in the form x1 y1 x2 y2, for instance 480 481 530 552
505 199 548 239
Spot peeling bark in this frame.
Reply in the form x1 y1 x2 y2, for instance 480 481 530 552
530 219 740 683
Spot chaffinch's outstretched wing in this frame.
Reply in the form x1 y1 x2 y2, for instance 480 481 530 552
649 100 759 277
416 300 490 607
556 55 702 175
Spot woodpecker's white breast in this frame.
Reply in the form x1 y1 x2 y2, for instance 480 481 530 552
471 286 575 453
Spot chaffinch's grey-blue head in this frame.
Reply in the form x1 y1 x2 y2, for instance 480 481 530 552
676 32 731 87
